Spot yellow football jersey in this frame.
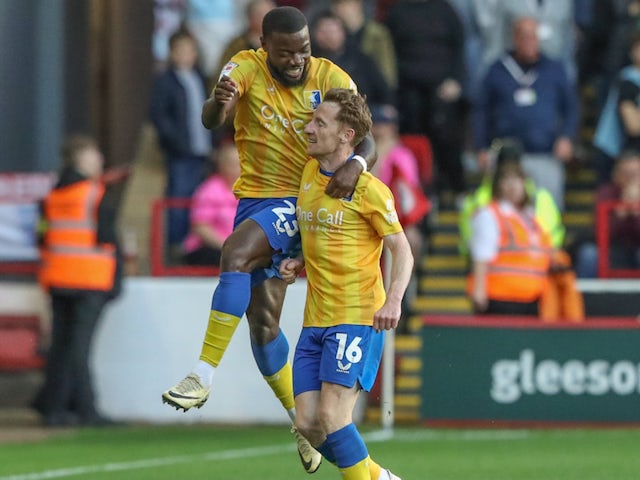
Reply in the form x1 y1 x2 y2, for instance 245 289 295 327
296 159 404 328
219 49 356 198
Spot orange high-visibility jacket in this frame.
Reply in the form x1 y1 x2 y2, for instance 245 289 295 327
469 202 552 303
38 180 116 292
539 249 585 322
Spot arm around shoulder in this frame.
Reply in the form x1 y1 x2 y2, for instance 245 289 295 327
325 132 378 198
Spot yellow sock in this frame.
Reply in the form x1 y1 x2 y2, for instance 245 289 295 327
330 455 381 479
339 456 372 479
264 361 295 410
199 310 242 367
368 458 382 480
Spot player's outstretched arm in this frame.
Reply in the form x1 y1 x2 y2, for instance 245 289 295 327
373 231 413 332
202 75 239 130
326 132 377 198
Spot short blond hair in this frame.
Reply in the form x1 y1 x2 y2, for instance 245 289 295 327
323 88 372 146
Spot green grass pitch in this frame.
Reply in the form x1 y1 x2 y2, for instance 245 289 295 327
1 424 639 479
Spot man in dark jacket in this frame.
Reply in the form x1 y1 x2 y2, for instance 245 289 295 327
385 0 469 204
473 16 579 211
310 9 394 108
150 28 213 251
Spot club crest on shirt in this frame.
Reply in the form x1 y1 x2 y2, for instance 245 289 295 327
304 90 322 110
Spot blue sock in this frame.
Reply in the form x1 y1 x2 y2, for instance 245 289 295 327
317 440 337 464
251 329 289 376
326 423 368 468
211 272 251 318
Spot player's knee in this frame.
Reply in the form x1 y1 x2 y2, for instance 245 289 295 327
220 241 252 272
317 403 348 434
295 416 321 444
316 405 333 431
220 240 272 272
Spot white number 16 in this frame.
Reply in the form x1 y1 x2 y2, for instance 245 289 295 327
335 333 363 364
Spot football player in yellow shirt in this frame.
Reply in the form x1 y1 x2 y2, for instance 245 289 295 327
162 6 376 474
280 89 412 480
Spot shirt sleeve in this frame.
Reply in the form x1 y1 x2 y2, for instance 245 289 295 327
361 177 404 238
325 60 358 92
222 50 255 97
470 207 499 262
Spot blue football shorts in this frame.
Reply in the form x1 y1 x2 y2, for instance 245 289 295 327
293 324 385 396
234 197 301 285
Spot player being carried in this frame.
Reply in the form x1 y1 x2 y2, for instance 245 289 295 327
161 6 375 475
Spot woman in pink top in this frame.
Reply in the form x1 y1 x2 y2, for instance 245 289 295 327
183 142 240 266
370 104 429 258
371 116 420 188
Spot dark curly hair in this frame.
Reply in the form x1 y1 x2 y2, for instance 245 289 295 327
262 6 307 37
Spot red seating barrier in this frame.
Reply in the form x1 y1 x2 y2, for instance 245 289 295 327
0 261 39 275
0 315 44 371
150 198 220 277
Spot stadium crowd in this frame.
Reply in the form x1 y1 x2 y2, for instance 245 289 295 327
149 0 640 287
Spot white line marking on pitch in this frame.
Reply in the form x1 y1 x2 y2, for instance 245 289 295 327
0 428 530 480
0 443 293 480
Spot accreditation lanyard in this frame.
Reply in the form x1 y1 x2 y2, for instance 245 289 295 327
502 55 538 107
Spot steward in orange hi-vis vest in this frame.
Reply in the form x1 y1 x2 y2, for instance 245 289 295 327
468 202 552 303
38 179 116 292
34 135 122 427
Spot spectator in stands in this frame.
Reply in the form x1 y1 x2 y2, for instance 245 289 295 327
149 28 212 254
184 0 241 81
595 0 640 107
474 0 577 84
183 142 240 266
277 0 308 9
459 138 565 259
310 10 394 107
448 0 486 104
473 16 578 211
34 135 122 427
573 0 605 91
593 32 640 185
574 150 640 278
330 0 398 90
152 0 188 71
467 159 552 316
304 0 378 22
385 0 469 207
216 0 276 75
